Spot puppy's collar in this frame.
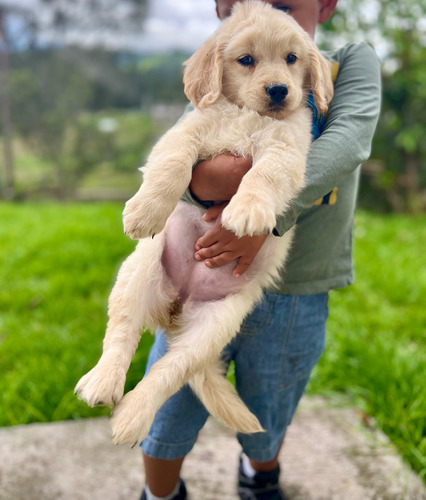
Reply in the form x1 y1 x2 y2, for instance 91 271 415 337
307 91 327 141
308 61 340 140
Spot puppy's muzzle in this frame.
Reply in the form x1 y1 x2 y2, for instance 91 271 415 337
265 84 288 104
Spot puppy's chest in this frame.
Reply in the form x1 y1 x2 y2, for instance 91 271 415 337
195 108 288 160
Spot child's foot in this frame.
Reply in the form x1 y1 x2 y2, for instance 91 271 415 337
238 455 287 500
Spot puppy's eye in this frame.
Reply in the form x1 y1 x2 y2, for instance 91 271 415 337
238 55 255 67
286 53 297 65
276 6 291 13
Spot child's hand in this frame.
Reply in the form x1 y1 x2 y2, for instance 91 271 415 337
194 203 268 277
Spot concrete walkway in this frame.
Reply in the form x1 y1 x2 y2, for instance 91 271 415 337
0 397 424 500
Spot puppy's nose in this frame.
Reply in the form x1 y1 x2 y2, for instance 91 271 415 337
265 84 288 103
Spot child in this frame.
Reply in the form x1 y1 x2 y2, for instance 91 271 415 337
140 1 381 499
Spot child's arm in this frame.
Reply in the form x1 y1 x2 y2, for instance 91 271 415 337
187 154 266 278
189 155 266 278
190 154 252 202
275 43 382 235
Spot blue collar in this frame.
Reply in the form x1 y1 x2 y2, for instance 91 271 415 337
307 90 327 140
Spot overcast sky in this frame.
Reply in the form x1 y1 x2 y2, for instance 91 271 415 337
57 0 221 53
141 0 220 53
4 0 407 59
4 0 221 53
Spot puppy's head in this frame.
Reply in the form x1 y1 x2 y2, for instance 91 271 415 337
184 1 333 118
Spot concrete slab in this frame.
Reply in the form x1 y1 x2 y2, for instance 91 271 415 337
0 397 424 500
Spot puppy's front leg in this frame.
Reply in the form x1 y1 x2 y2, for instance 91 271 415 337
222 142 307 237
123 124 201 240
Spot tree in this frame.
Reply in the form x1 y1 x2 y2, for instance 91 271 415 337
0 0 148 197
318 0 426 213
10 50 94 194
0 7 14 197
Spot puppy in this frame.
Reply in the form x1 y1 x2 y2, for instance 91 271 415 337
75 0 333 446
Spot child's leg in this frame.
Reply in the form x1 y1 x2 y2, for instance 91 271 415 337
138 330 213 496
231 292 327 499
142 453 186 497
248 442 283 472
139 329 211 457
233 292 328 462
139 328 237 497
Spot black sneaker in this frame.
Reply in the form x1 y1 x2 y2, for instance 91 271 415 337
238 456 287 500
140 479 187 500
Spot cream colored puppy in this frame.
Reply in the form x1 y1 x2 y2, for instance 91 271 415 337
75 0 333 446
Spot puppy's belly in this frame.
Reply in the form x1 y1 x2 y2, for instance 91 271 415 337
161 203 250 303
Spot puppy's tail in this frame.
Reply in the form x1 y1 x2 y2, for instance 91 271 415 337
189 361 264 434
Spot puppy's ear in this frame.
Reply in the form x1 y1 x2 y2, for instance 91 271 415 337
308 45 334 114
183 34 224 109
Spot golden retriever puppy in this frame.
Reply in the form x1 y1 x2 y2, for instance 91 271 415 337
75 0 333 446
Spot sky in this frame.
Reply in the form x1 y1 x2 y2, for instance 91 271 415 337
141 0 220 53
4 0 416 60
3 0 221 54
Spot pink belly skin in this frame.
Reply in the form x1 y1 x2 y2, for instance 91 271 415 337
161 203 250 303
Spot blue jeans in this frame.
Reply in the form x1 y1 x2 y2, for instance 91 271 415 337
140 292 328 462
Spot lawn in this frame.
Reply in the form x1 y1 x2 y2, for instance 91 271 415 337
0 202 153 424
309 211 426 480
0 202 424 479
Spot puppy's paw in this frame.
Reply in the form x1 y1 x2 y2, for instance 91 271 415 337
75 360 126 407
222 195 276 237
109 390 155 447
123 195 171 240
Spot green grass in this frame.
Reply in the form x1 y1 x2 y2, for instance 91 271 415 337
309 211 426 479
0 203 424 480
0 202 154 424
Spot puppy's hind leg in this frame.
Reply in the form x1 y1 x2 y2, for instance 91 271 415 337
75 235 175 408
109 291 264 446
189 361 264 434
